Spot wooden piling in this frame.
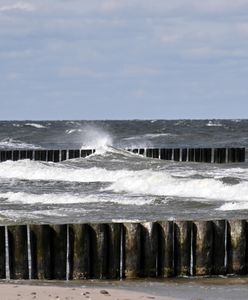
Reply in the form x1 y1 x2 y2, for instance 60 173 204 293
181 148 188 162
201 148 212 163
34 150 41 161
173 149 180 161
26 150 33 160
20 150 27 160
61 150 67 161
13 150 19 161
214 148 226 163
50 225 67 279
90 224 109 279
6 150 12 160
174 221 191 276
212 220 226 275
53 150 60 162
40 150 47 161
152 149 159 159
193 221 213 276
158 221 174 277
69 224 92 279
0 151 6 162
47 150 54 162
8 225 29 279
194 148 201 162
139 222 158 277
123 223 141 278
227 220 247 274
188 149 194 162
0 226 5 279
146 149 153 158
29 225 52 279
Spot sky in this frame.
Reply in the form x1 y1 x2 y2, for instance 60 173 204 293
0 0 248 120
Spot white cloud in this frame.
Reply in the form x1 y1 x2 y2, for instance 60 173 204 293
0 1 35 12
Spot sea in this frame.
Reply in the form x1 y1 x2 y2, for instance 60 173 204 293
0 119 247 225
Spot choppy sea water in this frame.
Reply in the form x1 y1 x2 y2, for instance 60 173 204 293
0 119 248 225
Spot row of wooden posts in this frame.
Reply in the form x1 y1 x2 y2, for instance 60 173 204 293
0 147 245 163
0 220 247 280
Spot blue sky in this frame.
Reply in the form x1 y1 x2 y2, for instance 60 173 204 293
0 0 248 120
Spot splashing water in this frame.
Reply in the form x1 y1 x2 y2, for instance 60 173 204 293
80 125 113 150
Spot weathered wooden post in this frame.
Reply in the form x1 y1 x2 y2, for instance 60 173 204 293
139 222 158 277
227 220 247 274
146 149 153 158
181 148 188 161
13 150 20 161
193 221 213 276
174 221 191 276
26 150 33 160
90 224 109 279
107 223 121 279
29 225 52 279
188 149 194 162
61 150 67 161
69 224 92 279
212 220 226 275
8 225 28 279
53 150 60 162
194 148 201 162
158 221 174 277
0 227 5 278
173 149 180 161
153 149 159 159
50 225 67 279
20 150 27 160
123 223 141 278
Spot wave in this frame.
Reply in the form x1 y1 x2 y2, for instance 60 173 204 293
0 159 136 182
1 159 248 203
0 138 40 149
217 202 248 211
81 125 113 149
25 123 47 129
206 121 223 127
106 171 248 202
65 129 82 134
0 191 153 206
123 133 175 141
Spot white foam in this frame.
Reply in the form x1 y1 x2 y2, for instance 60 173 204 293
65 129 82 134
123 133 175 141
0 138 40 149
0 191 152 206
0 160 136 182
73 125 114 150
217 202 248 211
206 121 223 127
106 171 248 202
25 123 47 129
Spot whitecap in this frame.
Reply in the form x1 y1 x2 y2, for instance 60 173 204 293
0 138 40 149
0 191 153 206
206 121 223 127
25 123 47 129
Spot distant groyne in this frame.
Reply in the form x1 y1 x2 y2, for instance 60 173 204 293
0 220 247 280
0 147 245 163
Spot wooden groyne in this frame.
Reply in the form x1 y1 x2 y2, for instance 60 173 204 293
0 147 245 163
0 220 248 280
